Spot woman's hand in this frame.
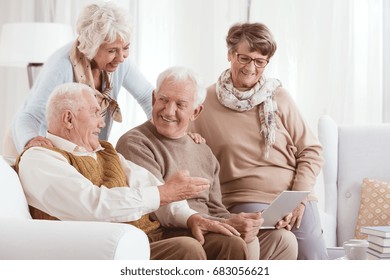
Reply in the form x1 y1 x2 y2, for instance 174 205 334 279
25 136 54 149
289 202 306 229
275 212 293 231
187 132 206 144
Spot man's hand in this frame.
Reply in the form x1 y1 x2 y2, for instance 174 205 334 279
25 136 54 149
225 212 263 243
158 170 209 205
187 214 240 245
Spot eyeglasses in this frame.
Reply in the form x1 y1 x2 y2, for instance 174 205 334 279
235 52 269 68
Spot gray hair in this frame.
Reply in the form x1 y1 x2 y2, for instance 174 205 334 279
155 66 206 108
46 83 96 128
76 1 132 60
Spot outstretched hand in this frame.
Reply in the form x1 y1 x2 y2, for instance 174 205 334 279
158 170 209 206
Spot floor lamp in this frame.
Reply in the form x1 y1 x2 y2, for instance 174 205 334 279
0 22 73 88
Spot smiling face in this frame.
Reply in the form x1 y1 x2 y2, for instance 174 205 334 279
152 77 203 139
92 36 130 72
228 41 268 90
68 91 105 151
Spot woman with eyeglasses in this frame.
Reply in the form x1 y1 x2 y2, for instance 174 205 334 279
191 22 328 260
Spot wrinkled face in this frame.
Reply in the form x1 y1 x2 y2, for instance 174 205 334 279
152 77 202 139
92 36 130 72
228 41 268 89
70 92 105 151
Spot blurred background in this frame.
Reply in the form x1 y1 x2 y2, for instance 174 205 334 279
0 0 389 151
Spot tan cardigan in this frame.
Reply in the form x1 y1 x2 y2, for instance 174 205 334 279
191 84 323 209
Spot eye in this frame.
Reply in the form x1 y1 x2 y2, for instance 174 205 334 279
177 102 186 109
158 97 168 103
240 56 251 63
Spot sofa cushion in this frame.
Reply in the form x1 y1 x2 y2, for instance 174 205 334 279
0 156 31 219
355 178 390 239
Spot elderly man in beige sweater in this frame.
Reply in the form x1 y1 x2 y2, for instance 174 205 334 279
116 66 298 260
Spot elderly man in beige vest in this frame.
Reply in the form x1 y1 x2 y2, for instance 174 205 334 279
15 82 247 260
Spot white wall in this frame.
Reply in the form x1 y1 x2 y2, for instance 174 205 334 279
0 0 387 154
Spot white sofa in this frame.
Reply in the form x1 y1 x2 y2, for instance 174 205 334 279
0 155 150 260
318 115 390 256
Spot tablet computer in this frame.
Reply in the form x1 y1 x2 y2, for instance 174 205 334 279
261 191 310 229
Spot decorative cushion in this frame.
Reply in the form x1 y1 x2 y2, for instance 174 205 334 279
355 178 390 239
0 156 31 219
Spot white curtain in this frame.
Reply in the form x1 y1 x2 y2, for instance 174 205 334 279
0 0 385 151
132 0 384 135
250 0 383 131
110 0 249 144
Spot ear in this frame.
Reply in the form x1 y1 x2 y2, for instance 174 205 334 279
227 51 233 62
152 90 156 106
62 110 74 129
190 104 204 121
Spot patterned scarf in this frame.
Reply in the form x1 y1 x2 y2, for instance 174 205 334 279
216 68 281 158
69 40 122 122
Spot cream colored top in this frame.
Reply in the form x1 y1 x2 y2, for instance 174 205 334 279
191 84 323 209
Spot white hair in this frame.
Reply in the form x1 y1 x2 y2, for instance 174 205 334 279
46 83 96 128
76 1 132 59
155 66 206 108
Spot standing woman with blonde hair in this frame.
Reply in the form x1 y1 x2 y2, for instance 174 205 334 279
9 1 153 155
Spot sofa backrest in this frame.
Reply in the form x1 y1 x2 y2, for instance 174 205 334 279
0 155 31 219
319 116 390 246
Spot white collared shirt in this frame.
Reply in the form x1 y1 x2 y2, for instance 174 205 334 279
17 132 196 228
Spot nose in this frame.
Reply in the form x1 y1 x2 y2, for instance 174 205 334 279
98 116 106 128
164 101 177 115
116 49 127 63
246 60 257 70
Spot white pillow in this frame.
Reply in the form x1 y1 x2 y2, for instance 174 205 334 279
0 156 31 219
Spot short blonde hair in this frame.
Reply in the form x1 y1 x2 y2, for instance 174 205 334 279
76 1 132 60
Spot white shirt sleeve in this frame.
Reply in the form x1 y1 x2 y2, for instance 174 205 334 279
118 154 198 228
153 201 198 228
18 148 160 222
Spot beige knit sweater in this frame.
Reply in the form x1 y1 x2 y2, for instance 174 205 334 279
191 84 323 209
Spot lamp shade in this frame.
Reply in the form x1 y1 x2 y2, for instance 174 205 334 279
0 22 74 66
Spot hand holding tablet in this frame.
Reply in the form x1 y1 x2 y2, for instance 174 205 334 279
260 191 310 229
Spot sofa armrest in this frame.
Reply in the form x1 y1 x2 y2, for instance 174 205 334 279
0 219 150 260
